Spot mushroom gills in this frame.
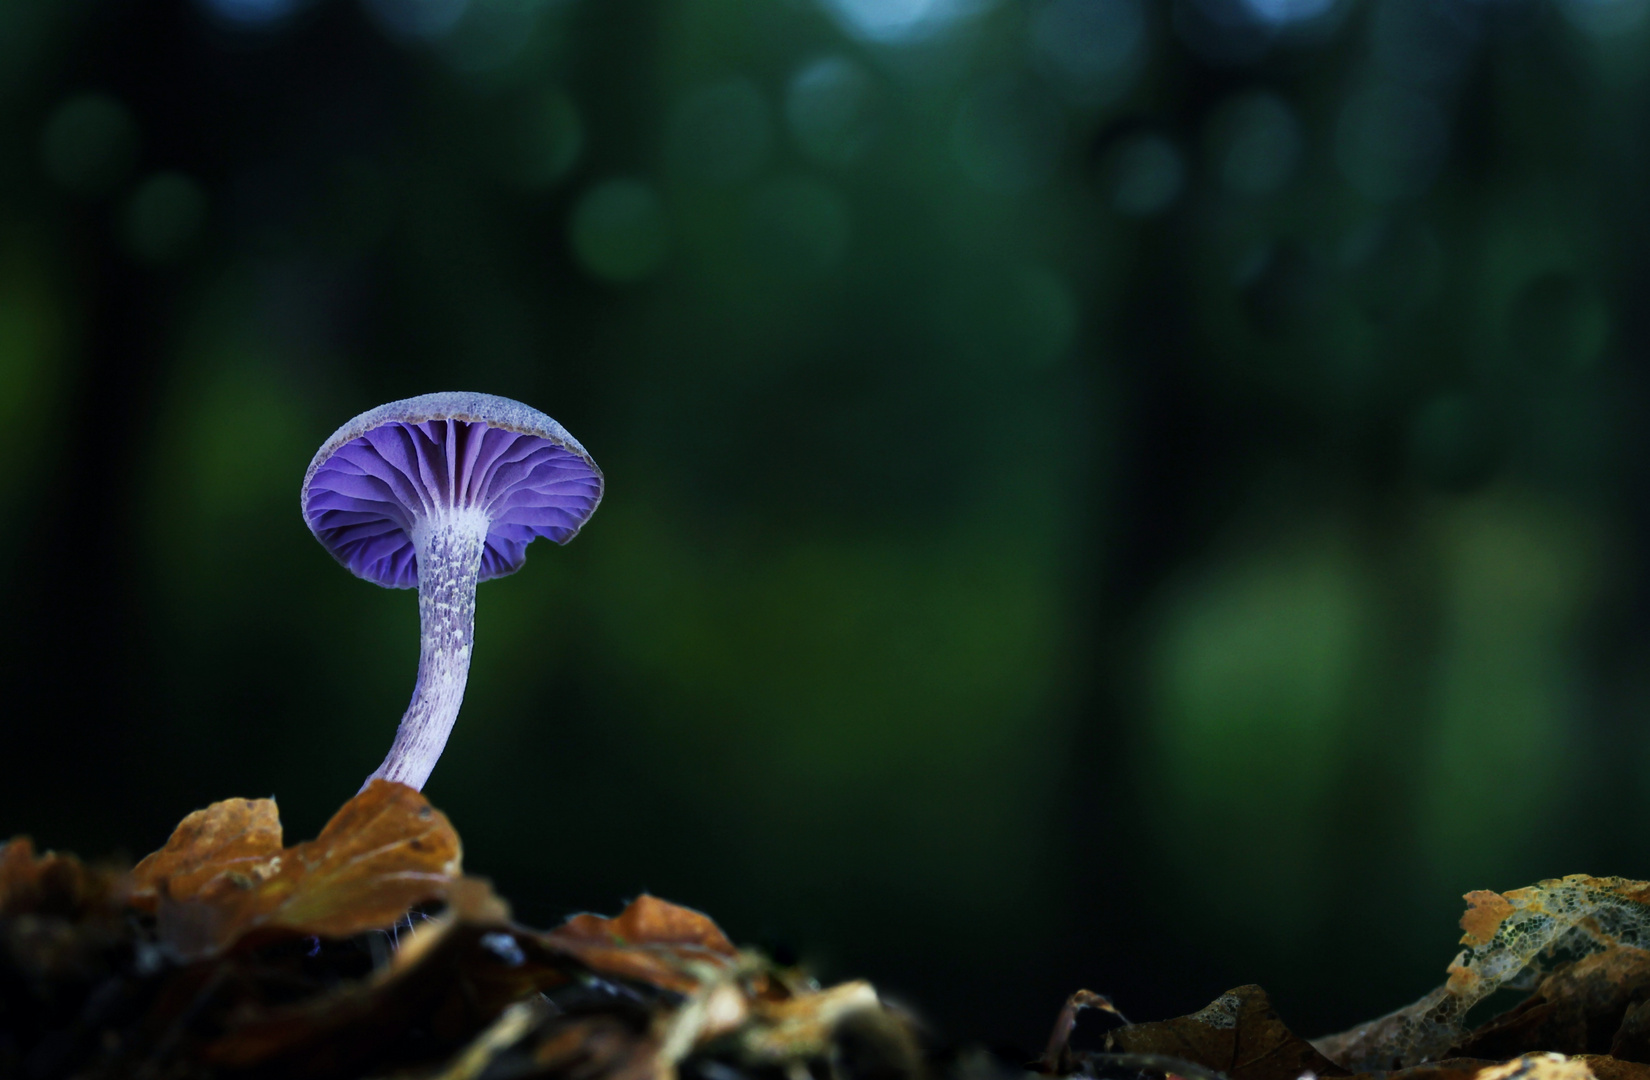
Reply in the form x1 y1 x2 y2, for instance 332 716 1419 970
301 397 602 793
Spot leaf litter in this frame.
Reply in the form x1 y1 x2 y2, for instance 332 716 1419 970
13 793 1650 1080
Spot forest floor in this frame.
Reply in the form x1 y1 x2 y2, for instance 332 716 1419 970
5 783 1650 1080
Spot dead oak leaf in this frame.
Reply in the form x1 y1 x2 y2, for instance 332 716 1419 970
543 894 739 995
156 780 462 960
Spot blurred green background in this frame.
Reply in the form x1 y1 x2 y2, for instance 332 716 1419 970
2 0 1648 1051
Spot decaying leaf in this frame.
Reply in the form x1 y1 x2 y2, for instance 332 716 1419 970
403 967 916 1080
1578 1055 1650 1080
68 787 1650 1080
1041 989 1129 1073
1471 1054 1600 1080
1318 877 1650 1072
1462 893 1519 948
154 780 463 960
1454 947 1650 1061
198 877 554 1074
736 979 885 1063
0 836 125 918
543 893 741 995
1095 985 1348 1080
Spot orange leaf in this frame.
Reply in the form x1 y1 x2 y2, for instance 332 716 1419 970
544 894 738 994
156 780 463 960
1460 890 1517 947
0 837 124 917
129 797 284 913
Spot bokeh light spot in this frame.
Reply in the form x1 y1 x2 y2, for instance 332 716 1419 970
1335 83 1448 202
0 255 68 513
1371 0 1476 89
1206 91 1302 196
1028 0 1145 104
1107 133 1185 216
499 89 582 189
124 172 208 264
1408 394 1500 493
361 0 469 41
745 176 851 278
40 94 139 198
1011 264 1078 368
1148 531 1367 938
666 78 774 187
1561 0 1650 36
786 56 878 168
440 0 550 73
569 178 669 283
817 0 997 44
1416 495 1596 882
1339 217 1445 323
1239 0 1335 25
951 75 1065 193
1507 273 1609 373
195 0 299 27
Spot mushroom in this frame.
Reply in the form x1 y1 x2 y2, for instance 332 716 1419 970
300 392 603 791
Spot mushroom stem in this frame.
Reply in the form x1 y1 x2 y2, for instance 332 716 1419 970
362 509 490 792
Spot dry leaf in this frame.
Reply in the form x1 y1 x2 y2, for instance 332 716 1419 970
1475 1053 1600 1080
1041 989 1129 1072
201 878 563 1074
128 796 283 911
1455 948 1650 1061
1579 1055 1650 1080
1461 892 1518 948
544 894 740 995
0 837 125 918
156 780 462 960
1103 985 1349 1080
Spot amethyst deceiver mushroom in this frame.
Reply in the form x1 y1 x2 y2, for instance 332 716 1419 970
301 392 603 791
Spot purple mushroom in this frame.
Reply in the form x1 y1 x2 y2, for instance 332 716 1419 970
300 392 603 791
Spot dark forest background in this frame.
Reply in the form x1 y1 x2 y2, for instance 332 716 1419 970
3 0 1649 1054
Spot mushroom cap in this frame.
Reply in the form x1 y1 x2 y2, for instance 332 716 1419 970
301 391 603 588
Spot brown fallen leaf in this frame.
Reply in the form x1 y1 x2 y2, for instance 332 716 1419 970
1611 1000 1650 1063
543 894 740 995
1320 877 1650 1071
200 877 565 1075
155 780 463 960
1102 985 1350 1080
1371 1056 1504 1080
1040 989 1129 1073
737 980 884 1064
525 1013 662 1080
1579 1055 1650 1080
128 796 284 912
1455 948 1650 1061
1474 1053 1602 1080
0 837 125 918
407 969 914 1080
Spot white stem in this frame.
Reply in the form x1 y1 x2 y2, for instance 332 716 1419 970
362 509 489 792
